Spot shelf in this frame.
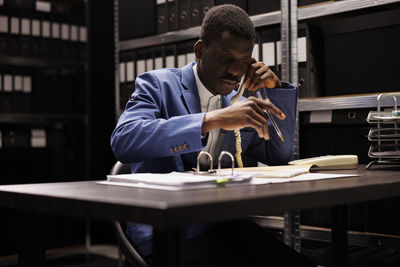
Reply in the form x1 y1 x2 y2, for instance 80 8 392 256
0 54 87 69
298 0 400 21
0 113 87 124
119 11 281 51
119 0 400 51
298 93 400 112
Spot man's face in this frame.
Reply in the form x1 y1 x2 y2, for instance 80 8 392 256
195 31 254 95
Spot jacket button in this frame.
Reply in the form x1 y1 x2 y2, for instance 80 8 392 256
183 143 189 150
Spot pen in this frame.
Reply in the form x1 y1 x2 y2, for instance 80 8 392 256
256 90 285 142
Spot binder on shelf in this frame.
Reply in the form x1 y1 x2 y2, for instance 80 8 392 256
32 19 40 36
21 18 30 35
177 54 186 68
7 0 35 10
20 18 31 56
155 57 163 69
61 23 70 41
0 15 8 33
186 52 195 63
3 129 30 148
156 0 168 33
177 0 190 30
31 129 46 148
126 61 134 83
79 26 86 42
165 55 175 68
214 0 246 10
70 25 78 42
136 59 146 76
200 0 214 23
247 0 279 16
190 0 201 27
35 0 51 13
10 17 19 35
262 41 275 67
13 75 22 92
41 20 50 38
3 74 12 92
52 21 60 39
146 58 154 71
252 43 259 61
119 0 156 39
23 76 32 93
167 0 179 32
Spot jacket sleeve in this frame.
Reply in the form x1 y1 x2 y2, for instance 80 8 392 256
111 72 206 163
244 82 298 165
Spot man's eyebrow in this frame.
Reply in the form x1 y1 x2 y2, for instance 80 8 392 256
218 49 251 60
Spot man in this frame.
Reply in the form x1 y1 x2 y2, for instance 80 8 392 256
111 4 315 267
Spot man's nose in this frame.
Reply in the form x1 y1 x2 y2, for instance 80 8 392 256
226 60 244 77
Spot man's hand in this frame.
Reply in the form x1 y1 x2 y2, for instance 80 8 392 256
202 96 286 140
244 58 282 91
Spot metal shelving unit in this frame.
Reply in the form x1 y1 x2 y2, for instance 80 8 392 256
119 0 400 52
299 93 400 112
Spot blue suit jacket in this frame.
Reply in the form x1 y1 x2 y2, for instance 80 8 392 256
111 62 298 173
110 62 298 257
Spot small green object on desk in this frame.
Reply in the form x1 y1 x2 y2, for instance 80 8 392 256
216 178 229 184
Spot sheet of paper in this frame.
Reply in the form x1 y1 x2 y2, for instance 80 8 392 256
252 173 359 185
220 165 313 178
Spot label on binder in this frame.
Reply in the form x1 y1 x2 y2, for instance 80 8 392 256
32 20 40 36
0 16 8 33
36 1 51 12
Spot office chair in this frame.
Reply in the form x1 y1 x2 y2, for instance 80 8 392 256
110 161 150 267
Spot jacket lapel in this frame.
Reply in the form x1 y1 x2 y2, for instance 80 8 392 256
181 62 201 114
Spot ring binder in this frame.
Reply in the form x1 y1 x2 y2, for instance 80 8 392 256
195 150 235 176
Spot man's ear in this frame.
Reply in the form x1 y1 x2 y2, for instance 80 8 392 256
194 40 204 60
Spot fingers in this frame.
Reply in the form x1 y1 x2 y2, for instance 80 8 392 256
244 60 282 90
252 97 286 120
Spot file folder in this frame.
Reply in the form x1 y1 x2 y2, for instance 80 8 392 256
41 20 50 37
214 0 246 10
155 57 163 69
136 59 146 75
32 19 41 36
31 129 46 148
248 0 279 15
190 0 201 27
119 0 156 39
262 41 275 67
167 0 179 31
201 0 214 23
10 17 19 35
35 0 51 13
0 15 8 33
177 0 190 29
156 0 168 33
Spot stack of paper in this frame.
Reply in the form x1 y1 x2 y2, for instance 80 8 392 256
102 172 253 191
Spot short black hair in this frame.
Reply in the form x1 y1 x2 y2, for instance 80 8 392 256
200 4 256 44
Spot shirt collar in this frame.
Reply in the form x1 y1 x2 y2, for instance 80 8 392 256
193 64 220 112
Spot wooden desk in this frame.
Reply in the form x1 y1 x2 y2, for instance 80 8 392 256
1 166 400 267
